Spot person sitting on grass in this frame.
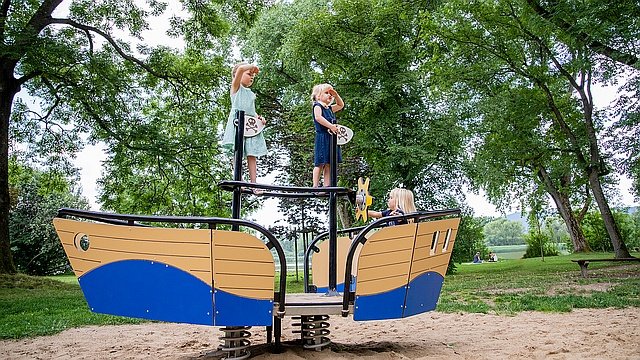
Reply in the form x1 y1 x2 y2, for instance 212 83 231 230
473 252 482 264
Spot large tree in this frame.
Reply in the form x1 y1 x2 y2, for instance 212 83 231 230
0 0 266 273
423 0 631 257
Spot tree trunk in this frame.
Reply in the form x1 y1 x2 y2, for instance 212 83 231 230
537 167 590 252
551 192 590 253
588 169 632 258
0 67 19 274
337 199 353 229
578 78 632 259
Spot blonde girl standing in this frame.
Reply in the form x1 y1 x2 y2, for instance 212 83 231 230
311 84 344 187
222 63 267 187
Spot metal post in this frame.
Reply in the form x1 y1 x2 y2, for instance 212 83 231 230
231 110 245 231
328 131 338 294
294 225 299 281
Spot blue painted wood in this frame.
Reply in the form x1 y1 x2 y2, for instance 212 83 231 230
353 285 406 321
213 289 273 326
403 272 444 317
79 260 214 325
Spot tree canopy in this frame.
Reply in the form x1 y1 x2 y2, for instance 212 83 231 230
3 0 638 273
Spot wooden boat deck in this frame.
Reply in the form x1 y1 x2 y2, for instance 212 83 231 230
276 293 351 316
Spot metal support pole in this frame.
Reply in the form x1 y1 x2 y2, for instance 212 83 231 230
328 131 338 294
231 110 245 231
294 225 299 281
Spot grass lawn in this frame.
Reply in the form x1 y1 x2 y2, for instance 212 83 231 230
1 252 638 340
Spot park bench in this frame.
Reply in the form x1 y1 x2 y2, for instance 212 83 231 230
571 258 640 278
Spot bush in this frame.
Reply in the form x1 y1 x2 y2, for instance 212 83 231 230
522 232 560 258
9 161 89 276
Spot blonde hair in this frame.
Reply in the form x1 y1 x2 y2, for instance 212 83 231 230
311 83 332 102
390 188 416 213
232 62 249 79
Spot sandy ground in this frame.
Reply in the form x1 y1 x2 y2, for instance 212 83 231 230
2 308 639 359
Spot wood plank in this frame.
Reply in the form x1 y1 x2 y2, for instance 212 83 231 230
217 288 273 300
357 249 413 269
366 224 417 244
356 262 410 295
54 219 213 284
212 231 274 299
86 236 211 257
215 274 274 289
213 260 274 275
410 253 451 278
53 218 212 243
311 236 351 288
416 218 460 237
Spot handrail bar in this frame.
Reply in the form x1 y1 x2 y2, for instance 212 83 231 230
303 225 367 292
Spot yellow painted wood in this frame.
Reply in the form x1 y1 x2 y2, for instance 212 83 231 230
410 252 452 278
357 238 413 258
212 230 274 300
355 224 417 295
67 247 213 270
54 218 213 243
356 264 410 295
416 218 460 240
367 223 417 243
213 245 273 263
214 274 274 290
53 218 213 284
212 260 274 275
409 218 461 280
357 249 413 270
216 288 274 299
311 236 351 288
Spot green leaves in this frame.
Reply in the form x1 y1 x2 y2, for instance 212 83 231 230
245 0 466 223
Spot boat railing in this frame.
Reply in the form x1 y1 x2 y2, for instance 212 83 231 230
56 207 289 316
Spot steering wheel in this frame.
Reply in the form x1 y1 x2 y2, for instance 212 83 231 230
355 177 373 222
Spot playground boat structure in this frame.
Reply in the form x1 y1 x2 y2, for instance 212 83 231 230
52 111 461 359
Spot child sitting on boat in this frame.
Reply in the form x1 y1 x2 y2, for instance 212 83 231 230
368 188 416 226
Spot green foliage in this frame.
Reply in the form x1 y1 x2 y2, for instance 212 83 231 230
244 0 466 222
523 232 560 259
580 209 639 252
543 216 571 245
629 211 640 251
420 0 628 255
450 211 489 272
9 160 89 275
483 218 525 246
3 0 267 274
489 244 528 260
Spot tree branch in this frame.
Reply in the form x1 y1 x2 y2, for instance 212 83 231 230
577 183 591 222
16 70 43 86
0 0 12 41
48 18 171 79
525 0 639 69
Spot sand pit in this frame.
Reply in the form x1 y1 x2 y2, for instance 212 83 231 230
2 308 638 359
